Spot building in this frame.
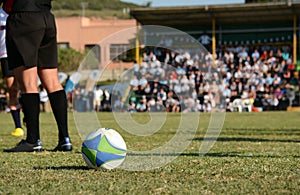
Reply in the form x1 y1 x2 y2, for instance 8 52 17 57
56 17 136 71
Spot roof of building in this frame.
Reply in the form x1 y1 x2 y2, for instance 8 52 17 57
130 2 300 27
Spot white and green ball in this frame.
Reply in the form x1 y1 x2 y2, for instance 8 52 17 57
82 128 127 170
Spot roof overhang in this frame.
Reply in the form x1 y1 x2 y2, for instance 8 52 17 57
130 2 300 27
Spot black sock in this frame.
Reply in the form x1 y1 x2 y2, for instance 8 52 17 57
21 94 40 144
48 90 69 142
10 109 22 128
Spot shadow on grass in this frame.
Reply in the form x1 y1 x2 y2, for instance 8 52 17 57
193 137 300 143
34 166 90 170
198 153 300 158
226 128 300 132
127 152 299 158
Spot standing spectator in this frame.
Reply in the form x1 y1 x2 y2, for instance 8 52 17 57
102 88 110 111
198 33 211 48
93 86 103 111
39 85 48 112
0 88 7 112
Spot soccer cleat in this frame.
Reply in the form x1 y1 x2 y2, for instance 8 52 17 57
3 139 43 152
11 128 24 137
53 137 72 152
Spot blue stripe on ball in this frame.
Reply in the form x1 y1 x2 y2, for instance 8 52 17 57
82 134 102 150
96 152 125 166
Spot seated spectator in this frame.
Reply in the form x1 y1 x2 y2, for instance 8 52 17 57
182 97 195 113
155 99 165 112
260 49 269 60
127 100 136 113
136 100 147 112
112 95 123 112
274 87 283 99
165 91 180 112
264 73 274 85
139 76 148 89
147 97 156 112
203 99 212 112
157 87 167 105
130 75 139 91
238 48 248 60
251 49 260 61
180 75 189 85
124 44 297 113
152 82 160 96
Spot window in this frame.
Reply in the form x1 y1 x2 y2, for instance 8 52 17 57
110 44 130 61
57 42 70 49
85 44 101 61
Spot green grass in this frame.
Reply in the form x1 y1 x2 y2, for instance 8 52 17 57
52 9 131 19
0 112 299 194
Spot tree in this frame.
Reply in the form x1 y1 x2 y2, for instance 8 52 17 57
57 48 86 72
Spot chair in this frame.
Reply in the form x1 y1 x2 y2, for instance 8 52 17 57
242 99 252 112
232 98 242 112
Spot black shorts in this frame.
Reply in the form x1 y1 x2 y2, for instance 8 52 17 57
6 11 58 69
1 58 14 78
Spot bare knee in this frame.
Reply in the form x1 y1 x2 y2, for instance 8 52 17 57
38 68 63 93
43 82 63 93
14 66 39 93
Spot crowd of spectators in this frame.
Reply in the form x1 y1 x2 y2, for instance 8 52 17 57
0 86 50 113
69 86 122 112
66 43 299 113
125 44 299 113
1 42 298 113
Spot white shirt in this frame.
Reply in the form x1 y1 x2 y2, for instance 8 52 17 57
39 90 49 103
130 78 139 87
198 34 211 45
0 9 8 59
94 88 103 101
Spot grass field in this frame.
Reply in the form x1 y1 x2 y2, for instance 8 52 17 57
0 112 299 194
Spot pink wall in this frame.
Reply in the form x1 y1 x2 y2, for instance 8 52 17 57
56 17 136 67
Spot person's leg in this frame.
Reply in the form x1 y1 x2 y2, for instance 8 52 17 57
5 76 24 136
3 66 42 152
4 12 45 152
14 66 41 143
1 58 24 136
38 68 72 151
